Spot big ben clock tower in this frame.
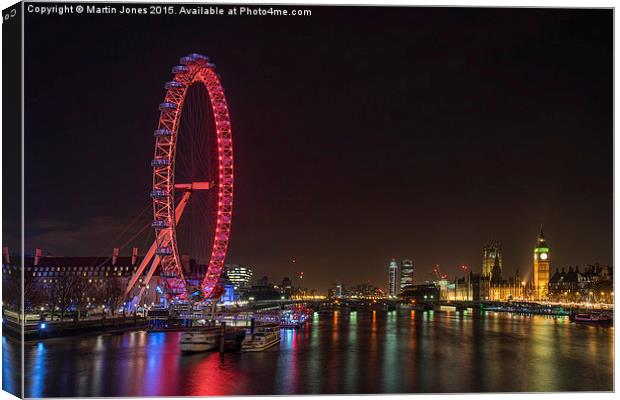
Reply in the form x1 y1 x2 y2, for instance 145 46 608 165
533 226 550 300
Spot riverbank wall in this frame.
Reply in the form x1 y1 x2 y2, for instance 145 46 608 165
2 316 148 341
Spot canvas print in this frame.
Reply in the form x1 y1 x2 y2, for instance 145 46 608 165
1 1 614 397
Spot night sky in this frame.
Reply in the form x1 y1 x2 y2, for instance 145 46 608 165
19 5 612 292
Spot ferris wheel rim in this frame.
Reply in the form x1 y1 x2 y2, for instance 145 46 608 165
151 53 233 300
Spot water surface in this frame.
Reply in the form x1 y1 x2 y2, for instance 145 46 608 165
3 309 614 396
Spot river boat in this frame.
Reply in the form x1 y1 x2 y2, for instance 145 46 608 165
570 312 613 324
280 308 312 329
241 324 280 352
179 328 220 352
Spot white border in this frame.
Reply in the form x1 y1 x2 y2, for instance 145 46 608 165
0 1 616 400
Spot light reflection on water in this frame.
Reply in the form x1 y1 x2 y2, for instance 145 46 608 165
3 309 613 397
2 336 21 397
344 312 359 393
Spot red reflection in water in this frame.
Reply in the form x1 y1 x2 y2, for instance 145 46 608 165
283 330 299 394
290 330 298 350
186 352 248 395
144 333 182 396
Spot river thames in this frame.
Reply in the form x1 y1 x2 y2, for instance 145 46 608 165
3 309 614 396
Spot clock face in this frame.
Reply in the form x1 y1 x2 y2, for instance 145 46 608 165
540 252 548 260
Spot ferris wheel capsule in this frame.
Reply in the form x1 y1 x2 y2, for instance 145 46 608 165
151 157 170 167
153 128 173 137
180 53 209 65
164 81 185 90
156 246 173 256
158 102 177 111
152 220 170 228
150 189 169 198
171 65 189 74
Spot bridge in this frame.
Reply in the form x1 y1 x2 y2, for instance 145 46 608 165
324 298 474 311
146 300 316 326
321 298 607 316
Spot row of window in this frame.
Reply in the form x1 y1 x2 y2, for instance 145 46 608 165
3 265 137 273
30 266 133 272
33 271 128 277
41 278 110 285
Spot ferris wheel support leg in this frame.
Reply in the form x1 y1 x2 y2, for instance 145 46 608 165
123 191 193 300
123 239 159 300
135 255 162 306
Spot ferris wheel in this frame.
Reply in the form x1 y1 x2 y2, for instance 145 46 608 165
124 53 233 303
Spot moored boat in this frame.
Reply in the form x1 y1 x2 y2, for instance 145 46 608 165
241 324 280 352
280 307 312 329
179 329 220 352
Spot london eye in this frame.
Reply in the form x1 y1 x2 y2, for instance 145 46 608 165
125 53 233 303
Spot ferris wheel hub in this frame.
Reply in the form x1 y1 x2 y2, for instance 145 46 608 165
174 181 211 191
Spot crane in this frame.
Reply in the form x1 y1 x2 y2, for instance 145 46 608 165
432 264 448 281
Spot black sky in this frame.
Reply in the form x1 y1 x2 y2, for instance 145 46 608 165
20 5 612 292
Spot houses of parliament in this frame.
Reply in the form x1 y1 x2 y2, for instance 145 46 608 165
402 226 611 303
486 229 549 301
453 228 550 301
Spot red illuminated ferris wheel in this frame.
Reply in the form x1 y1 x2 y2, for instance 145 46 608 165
124 53 233 303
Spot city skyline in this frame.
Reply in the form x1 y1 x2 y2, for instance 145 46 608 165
13 225 609 294
11 7 612 292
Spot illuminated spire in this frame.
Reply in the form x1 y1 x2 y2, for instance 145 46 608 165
537 224 548 247
539 224 545 239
